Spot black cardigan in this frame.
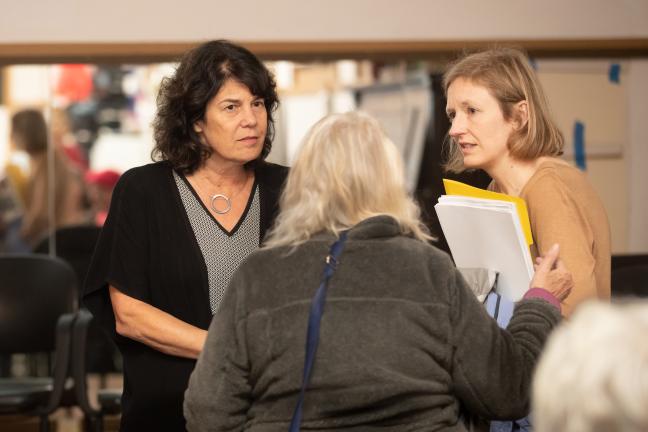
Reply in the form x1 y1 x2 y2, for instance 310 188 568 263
83 160 288 431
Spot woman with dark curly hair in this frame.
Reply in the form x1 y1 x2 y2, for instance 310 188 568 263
83 40 288 431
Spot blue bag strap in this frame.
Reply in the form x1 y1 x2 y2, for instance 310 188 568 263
484 291 515 328
485 293 532 432
289 231 348 432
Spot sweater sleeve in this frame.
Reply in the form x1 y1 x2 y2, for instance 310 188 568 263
524 173 597 316
184 267 251 431
448 267 560 420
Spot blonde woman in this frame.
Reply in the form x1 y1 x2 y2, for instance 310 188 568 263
443 47 610 316
185 111 571 431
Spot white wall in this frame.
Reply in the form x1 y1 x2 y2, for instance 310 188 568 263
1 0 647 43
627 60 648 253
535 60 631 253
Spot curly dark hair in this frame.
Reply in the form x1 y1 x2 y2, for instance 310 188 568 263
152 40 279 173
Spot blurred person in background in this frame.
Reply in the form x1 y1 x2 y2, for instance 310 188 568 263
184 111 571 431
83 40 288 431
51 107 89 172
533 300 648 432
10 108 86 249
0 174 25 253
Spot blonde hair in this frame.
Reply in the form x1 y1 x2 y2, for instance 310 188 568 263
264 111 431 247
533 300 648 432
442 47 564 172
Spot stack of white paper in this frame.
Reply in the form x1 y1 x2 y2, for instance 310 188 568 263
435 196 534 301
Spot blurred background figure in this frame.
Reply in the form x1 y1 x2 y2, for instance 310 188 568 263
10 108 87 249
533 300 648 432
84 169 120 226
0 171 25 253
51 107 89 173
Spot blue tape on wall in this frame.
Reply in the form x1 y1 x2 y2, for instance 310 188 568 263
609 63 621 83
573 121 586 171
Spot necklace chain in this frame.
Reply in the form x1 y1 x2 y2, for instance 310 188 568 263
195 171 250 215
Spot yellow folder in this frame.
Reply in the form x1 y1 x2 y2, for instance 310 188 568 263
442 179 533 246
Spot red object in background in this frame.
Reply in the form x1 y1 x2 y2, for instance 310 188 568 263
62 146 89 172
84 170 120 190
94 210 109 226
56 64 94 103
85 169 120 226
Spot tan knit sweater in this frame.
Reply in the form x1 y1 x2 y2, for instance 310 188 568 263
520 159 611 316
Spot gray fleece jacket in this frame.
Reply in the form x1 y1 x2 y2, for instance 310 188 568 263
184 215 560 431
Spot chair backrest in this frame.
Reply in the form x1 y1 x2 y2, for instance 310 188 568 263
0 254 76 354
33 225 102 291
33 225 121 374
612 265 648 298
612 253 648 270
611 254 648 298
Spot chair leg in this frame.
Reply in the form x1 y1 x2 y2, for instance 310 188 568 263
83 415 92 432
0 354 10 377
83 413 104 432
39 415 50 432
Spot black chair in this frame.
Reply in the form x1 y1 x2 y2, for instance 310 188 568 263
72 309 122 432
35 225 121 376
611 254 648 298
35 226 123 429
612 266 648 298
0 254 77 432
34 225 102 291
612 253 648 271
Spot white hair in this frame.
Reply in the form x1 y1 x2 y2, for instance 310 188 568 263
264 111 431 248
533 300 648 432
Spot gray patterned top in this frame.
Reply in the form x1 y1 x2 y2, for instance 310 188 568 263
173 171 261 314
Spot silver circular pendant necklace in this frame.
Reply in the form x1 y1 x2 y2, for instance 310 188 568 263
200 171 251 215
210 194 232 214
